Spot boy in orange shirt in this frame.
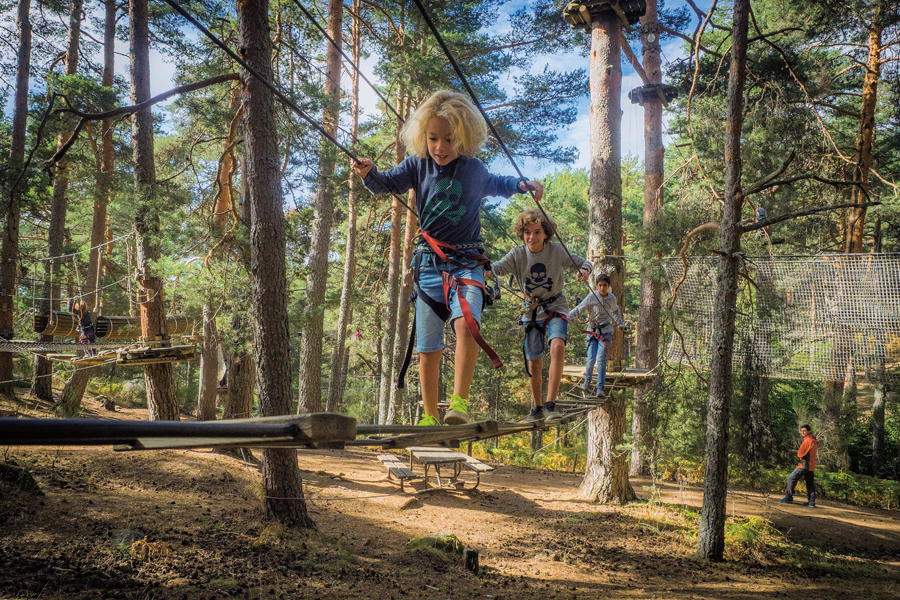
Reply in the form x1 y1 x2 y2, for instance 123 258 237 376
780 424 819 508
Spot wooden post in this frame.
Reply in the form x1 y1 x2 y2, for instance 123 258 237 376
463 548 479 575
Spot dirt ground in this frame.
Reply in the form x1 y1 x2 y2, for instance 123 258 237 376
1 392 899 600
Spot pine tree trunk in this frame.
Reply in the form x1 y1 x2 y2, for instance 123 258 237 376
238 0 313 528
872 383 885 478
580 11 634 504
0 0 32 395
326 2 361 413
387 196 416 423
845 7 882 254
130 0 178 421
580 400 635 502
631 0 664 477
33 0 84 401
197 302 219 421
224 352 255 420
57 0 117 411
696 0 749 561
296 0 342 414
56 365 91 416
377 89 407 424
743 266 774 464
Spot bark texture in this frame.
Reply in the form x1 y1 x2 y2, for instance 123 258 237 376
326 2 361 413
197 302 219 421
387 192 416 423
296 0 342 414
872 383 885 478
0 0 32 394
631 0 663 477
377 88 407 424
696 0 749 561
57 0 117 412
131 0 178 421
579 12 635 505
32 0 83 402
845 5 882 254
238 0 313 527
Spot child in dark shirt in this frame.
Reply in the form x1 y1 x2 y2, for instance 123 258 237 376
353 90 543 426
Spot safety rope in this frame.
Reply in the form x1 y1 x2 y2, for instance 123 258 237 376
160 0 420 222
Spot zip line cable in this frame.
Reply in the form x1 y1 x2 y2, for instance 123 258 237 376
290 0 525 252
409 0 619 326
37 232 134 263
163 0 613 335
288 0 405 124
160 0 420 222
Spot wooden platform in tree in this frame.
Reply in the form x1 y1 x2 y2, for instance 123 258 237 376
116 345 196 366
560 366 655 389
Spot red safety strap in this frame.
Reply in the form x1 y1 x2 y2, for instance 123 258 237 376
580 328 611 353
420 229 490 268
441 272 503 369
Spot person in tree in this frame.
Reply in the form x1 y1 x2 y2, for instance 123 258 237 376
67 297 96 356
568 274 628 399
352 90 543 426
486 209 590 423
756 202 771 237
780 424 819 507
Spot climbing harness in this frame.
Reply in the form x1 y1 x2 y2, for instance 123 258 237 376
396 233 503 389
520 294 569 378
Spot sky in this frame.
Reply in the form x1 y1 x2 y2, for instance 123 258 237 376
5 1 701 181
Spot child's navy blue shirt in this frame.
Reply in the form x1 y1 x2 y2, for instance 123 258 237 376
363 155 521 246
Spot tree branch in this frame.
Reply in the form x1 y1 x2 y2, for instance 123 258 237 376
744 150 795 196
747 27 802 44
741 201 881 233
659 24 723 58
47 73 239 166
620 30 649 85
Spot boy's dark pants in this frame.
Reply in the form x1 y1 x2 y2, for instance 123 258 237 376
785 468 816 504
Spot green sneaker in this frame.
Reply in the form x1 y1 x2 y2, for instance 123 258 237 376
443 394 470 425
417 414 440 427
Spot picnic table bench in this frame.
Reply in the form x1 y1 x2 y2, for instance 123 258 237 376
377 446 494 492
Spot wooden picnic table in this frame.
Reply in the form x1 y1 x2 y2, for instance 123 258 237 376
406 446 491 491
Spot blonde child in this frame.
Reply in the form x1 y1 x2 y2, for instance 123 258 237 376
485 210 590 423
352 90 543 426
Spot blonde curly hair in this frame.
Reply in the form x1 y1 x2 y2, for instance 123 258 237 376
401 90 488 159
513 208 556 240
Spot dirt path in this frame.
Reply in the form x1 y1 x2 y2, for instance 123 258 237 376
2 399 899 599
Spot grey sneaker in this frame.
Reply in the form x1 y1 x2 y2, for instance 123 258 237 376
523 406 545 423
543 402 563 424
593 388 607 399
580 380 591 391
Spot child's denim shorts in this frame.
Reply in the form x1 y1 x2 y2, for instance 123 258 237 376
521 315 568 361
415 263 485 353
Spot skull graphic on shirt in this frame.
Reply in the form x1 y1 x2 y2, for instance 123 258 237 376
525 262 553 295
426 177 466 225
